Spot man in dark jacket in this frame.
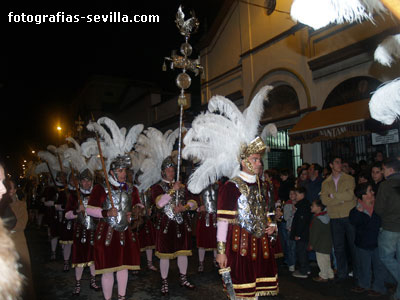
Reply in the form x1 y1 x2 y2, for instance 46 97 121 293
375 158 400 300
306 163 323 203
291 187 312 278
350 183 387 296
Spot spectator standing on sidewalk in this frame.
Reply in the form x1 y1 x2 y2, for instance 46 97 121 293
306 163 323 204
321 156 357 282
291 187 312 278
309 198 334 282
283 187 297 272
350 183 387 297
375 158 400 300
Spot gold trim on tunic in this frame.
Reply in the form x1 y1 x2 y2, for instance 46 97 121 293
72 261 94 268
232 275 278 288
217 210 238 215
140 245 156 252
274 253 284 258
217 217 238 224
95 265 140 275
155 250 192 259
59 240 73 245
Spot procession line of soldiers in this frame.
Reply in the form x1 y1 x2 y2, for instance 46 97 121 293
32 85 279 300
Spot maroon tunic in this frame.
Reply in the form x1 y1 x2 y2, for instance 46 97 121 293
137 218 156 251
217 180 279 299
88 184 141 274
151 183 197 259
196 212 217 250
66 192 96 268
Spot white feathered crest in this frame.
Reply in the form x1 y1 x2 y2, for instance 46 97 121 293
136 127 180 191
37 144 69 177
290 0 388 30
182 85 276 194
34 162 49 175
374 34 400 67
369 78 400 125
85 117 144 171
129 151 146 181
64 137 101 175
369 33 400 125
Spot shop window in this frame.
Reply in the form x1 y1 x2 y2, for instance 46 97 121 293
264 129 302 174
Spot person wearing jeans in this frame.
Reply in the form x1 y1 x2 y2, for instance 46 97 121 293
375 158 400 300
350 183 387 296
321 156 357 281
290 187 312 278
283 188 297 271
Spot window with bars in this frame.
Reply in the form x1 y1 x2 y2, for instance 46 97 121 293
264 129 302 174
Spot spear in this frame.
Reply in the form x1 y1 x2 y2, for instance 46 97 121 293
91 114 114 209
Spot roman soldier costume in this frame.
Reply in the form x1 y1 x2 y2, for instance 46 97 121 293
196 182 219 272
136 127 198 296
64 137 102 295
183 86 279 299
130 151 157 271
85 117 143 300
38 149 69 262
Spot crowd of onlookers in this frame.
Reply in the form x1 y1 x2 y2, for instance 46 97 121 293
264 151 400 299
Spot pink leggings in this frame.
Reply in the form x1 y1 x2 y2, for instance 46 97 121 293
160 256 188 279
75 264 96 280
101 270 128 300
198 248 217 262
62 244 72 261
50 237 58 252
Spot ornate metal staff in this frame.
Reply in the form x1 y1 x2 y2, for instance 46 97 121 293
162 5 203 206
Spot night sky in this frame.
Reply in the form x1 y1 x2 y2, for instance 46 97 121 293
2 1 223 175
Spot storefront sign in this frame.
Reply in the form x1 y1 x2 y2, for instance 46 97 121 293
371 129 399 145
319 126 347 138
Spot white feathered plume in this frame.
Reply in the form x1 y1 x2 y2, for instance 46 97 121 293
136 127 180 191
64 137 101 175
37 150 60 178
34 162 49 175
129 151 146 182
369 78 400 125
86 117 144 171
290 0 388 30
374 34 400 67
182 85 275 194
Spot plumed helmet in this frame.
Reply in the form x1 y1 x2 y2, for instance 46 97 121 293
79 168 94 181
161 156 176 171
110 155 132 171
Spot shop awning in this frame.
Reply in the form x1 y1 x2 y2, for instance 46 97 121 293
289 99 371 145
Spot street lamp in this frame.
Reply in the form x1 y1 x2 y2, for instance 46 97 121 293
57 126 62 131
32 150 35 154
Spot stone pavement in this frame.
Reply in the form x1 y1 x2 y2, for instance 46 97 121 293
25 225 391 300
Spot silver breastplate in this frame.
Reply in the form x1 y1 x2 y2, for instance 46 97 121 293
231 177 267 238
159 181 185 224
103 187 132 232
201 183 218 213
77 195 95 230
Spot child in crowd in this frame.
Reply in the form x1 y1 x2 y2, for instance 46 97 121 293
349 183 387 297
283 187 297 272
309 198 334 282
291 187 312 278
